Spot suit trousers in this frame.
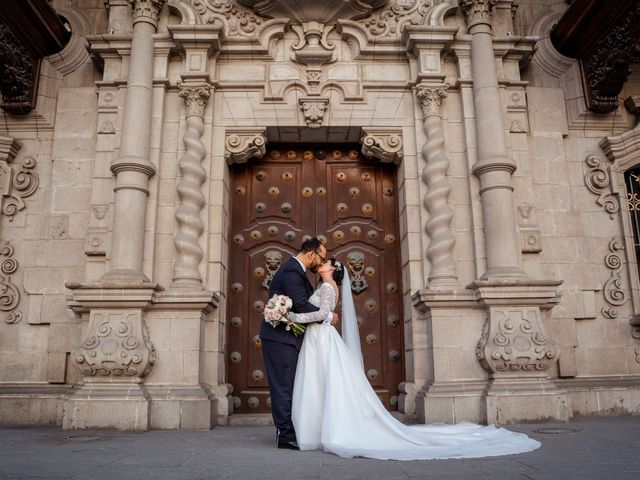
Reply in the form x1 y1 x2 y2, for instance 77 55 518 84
261 338 299 443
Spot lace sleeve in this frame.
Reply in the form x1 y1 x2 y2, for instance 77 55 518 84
287 284 334 324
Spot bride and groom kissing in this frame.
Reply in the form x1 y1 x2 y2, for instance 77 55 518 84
260 238 542 460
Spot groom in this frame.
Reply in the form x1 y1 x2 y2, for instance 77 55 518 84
261 238 337 450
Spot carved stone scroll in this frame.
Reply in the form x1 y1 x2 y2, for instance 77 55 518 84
224 128 267 165
0 241 22 324
584 154 619 219
602 238 626 319
360 128 403 165
415 84 458 287
172 85 210 288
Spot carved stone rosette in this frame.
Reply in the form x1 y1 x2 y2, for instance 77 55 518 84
224 129 267 164
584 154 619 219
172 85 210 288
476 307 558 373
602 238 626 319
73 309 156 377
415 85 458 287
299 97 329 128
459 0 496 29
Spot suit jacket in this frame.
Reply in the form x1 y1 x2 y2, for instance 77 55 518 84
260 257 319 349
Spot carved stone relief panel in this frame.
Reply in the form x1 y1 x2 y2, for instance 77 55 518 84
601 238 627 319
584 154 619 219
0 240 22 324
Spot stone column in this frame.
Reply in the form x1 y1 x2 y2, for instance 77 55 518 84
456 0 568 424
63 0 166 431
415 84 459 288
102 0 165 283
172 85 210 288
460 0 525 280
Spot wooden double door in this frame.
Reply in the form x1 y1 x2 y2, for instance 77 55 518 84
227 145 403 413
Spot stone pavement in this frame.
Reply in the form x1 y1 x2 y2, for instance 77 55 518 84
0 416 639 480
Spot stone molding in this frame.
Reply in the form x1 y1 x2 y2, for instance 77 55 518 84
224 127 267 164
459 0 496 29
172 84 211 288
299 97 329 128
360 127 403 165
601 238 627 319
583 154 619 219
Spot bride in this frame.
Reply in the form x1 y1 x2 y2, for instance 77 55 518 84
287 258 541 460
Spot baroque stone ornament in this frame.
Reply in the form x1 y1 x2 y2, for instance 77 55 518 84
130 0 166 25
0 241 22 324
191 0 265 37
415 84 458 287
459 0 496 29
0 24 36 114
584 154 619 219
236 0 389 24
360 0 429 39
73 309 156 377
0 153 39 222
225 129 267 164
476 307 558 373
172 85 211 288
361 130 403 165
299 97 329 128
602 238 626 319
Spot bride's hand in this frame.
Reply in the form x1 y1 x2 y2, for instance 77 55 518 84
330 312 339 326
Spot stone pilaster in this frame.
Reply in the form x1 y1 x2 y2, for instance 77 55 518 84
415 84 458 288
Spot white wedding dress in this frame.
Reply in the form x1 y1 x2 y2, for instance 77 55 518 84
290 273 541 460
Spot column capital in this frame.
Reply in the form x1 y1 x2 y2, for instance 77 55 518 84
415 84 448 117
179 85 211 118
129 0 166 27
459 0 495 30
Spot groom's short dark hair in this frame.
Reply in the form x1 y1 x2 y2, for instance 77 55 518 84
300 237 322 253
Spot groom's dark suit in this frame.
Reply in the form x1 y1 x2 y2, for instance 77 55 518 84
261 256 319 446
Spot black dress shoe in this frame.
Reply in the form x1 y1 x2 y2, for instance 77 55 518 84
277 440 299 450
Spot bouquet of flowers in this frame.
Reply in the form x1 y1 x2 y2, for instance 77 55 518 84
263 294 306 336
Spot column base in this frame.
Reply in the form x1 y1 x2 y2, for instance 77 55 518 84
485 376 570 424
62 379 150 431
146 385 217 430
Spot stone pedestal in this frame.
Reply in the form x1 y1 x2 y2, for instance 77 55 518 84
474 280 570 424
62 378 150 430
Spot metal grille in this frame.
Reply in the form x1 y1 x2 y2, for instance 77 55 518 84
625 169 640 267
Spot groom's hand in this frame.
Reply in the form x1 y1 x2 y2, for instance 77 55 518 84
330 313 339 326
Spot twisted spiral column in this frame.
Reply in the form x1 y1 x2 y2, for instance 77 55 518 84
172 85 210 288
416 85 458 288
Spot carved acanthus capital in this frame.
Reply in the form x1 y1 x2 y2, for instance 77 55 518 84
459 0 496 29
224 129 267 164
361 128 403 165
129 0 166 26
415 84 448 117
179 85 211 118
299 97 329 128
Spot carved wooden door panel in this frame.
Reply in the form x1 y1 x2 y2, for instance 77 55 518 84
228 145 403 414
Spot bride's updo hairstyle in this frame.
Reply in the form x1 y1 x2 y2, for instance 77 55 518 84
331 258 344 285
